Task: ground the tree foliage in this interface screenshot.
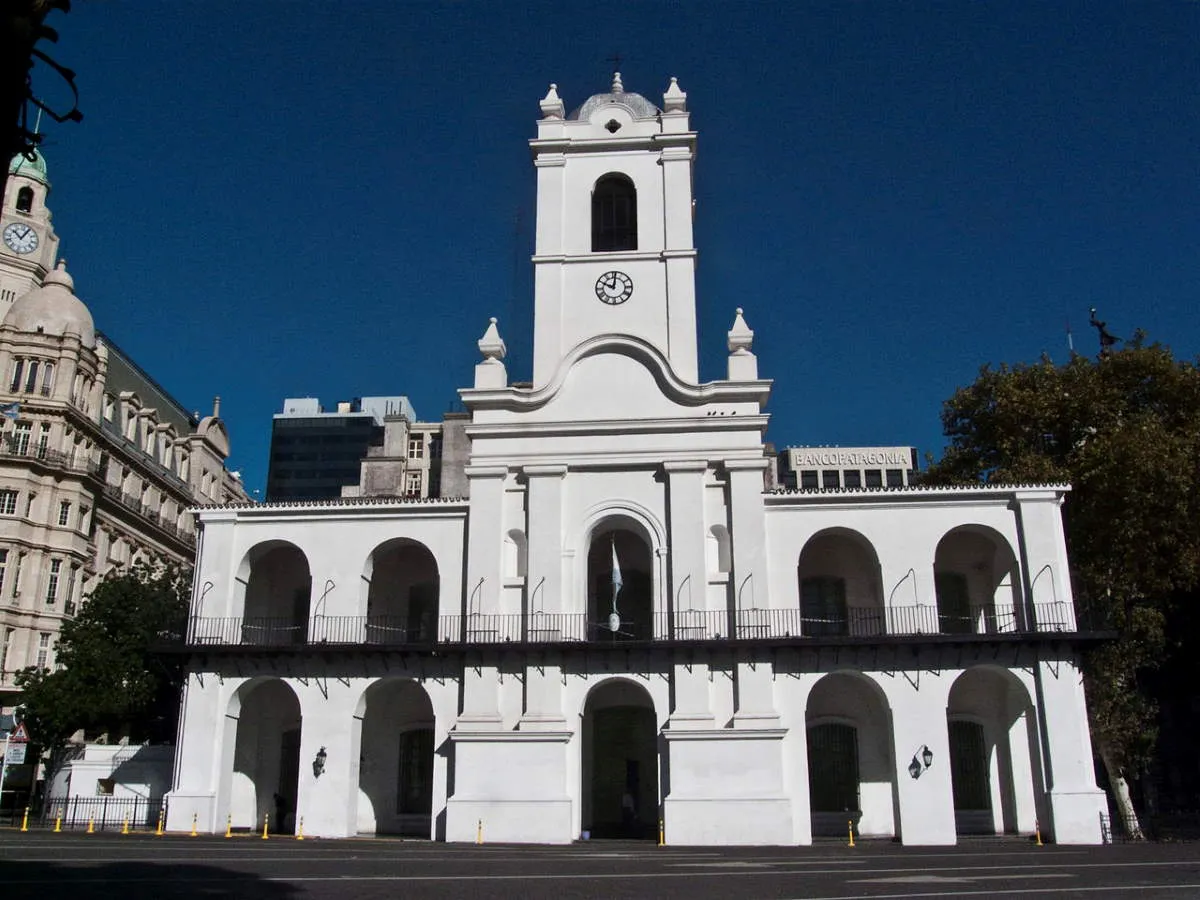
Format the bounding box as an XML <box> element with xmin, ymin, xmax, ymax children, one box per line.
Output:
<box><xmin>15</xmin><ymin>563</ymin><xmax>191</xmax><ymax>770</ymax></box>
<box><xmin>924</xmin><ymin>342</ymin><xmax>1200</xmax><ymax>786</ymax></box>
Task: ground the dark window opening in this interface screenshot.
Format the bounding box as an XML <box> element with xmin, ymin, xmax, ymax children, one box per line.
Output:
<box><xmin>15</xmin><ymin>187</ymin><xmax>33</xmax><ymax>214</ymax></box>
<box><xmin>592</xmin><ymin>174</ymin><xmax>637</xmax><ymax>252</ymax></box>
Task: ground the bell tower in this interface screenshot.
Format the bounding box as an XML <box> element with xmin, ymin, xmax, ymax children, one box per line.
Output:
<box><xmin>1</xmin><ymin>151</ymin><xmax>60</xmax><ymax>308</ymax></box>
<box><xmin>530</xmin><ymin>74</ymin><xmax>697</xmax><ymax>386</ymax></box>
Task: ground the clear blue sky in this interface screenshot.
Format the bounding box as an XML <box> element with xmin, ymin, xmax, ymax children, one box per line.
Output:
<box><xmin>29</xmin><ymin>2</ymin><xmax>1200</xmax><ymax>496</ymax></box>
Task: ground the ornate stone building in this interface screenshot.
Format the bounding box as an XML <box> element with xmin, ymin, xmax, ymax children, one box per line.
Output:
<box><xmin>0</xmin><ymin>151</ymin><xmax>246</xmax><ymax>714</ymax></box>
<box><xmin>166</xmin><ymin>76</ymin><xmax>1108</xmax><ymax>846</ymax></box>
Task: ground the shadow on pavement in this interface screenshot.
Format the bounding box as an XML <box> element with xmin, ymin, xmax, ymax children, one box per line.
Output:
<box><xmin>4</xmin><ymin>860</ymin><xmax>303</xmax><ymax>900</ymax></box>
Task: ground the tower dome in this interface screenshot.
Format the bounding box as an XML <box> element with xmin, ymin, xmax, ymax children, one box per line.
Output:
<box><xmin>3</xmin><ymin>260</ymin><xmax>95</xmax><ymax>347</ymax></box>
<box><xmin>569</xmin><ymin>72</ymin><xmax>660</xmax><ymax>121</ymax></box>
<box><xmin>8</xmin><ymin>150</ymin><xmax>49</xmax><ymax>186</ymax></box>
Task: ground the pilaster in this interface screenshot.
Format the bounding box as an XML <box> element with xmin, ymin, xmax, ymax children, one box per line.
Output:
<box><xmin>525</xmin><ymin>464</ymin><xmax>567</xmax><ymax>617</ymax></box>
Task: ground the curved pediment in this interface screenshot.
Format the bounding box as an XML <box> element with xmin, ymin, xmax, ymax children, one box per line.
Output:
<box><xmin>462</xmin><ymin>334</ymin><xmax>769</xmax><ymax>419</ymax></box>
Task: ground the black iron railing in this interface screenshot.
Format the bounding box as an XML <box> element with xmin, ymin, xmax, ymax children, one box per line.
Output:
<box><xmin>184</xmin><ymin>601</ymin><xmax>1084</xmax><ymax>648</ymax></box>
<box><xmin>38</xmin><ymin>795</ymin><xmax>165</xmax><ymax>832</ymax></box>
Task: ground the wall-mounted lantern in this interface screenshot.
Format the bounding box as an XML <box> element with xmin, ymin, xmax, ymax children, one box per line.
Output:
<box><xmin>908</xmin><ymin>744</ymin><xmax>934</xmax><ymax>779</ymax></box>
<box><xmin>312</xmin><ymin>746</ymin><xmax>327</xmax><ymax>778</ymax></box>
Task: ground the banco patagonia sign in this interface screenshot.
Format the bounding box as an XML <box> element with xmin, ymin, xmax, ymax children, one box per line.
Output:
<box><xmin>788</xmin><ymin>447</ymin><xmax>913</xmax><ymax>470</ymax></box>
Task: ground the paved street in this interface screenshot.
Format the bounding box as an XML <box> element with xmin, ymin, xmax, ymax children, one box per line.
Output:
<box><xmin>2</xmin><ymin>832</ymin><xmax>1200</xmax><ymax>900</ymax></box>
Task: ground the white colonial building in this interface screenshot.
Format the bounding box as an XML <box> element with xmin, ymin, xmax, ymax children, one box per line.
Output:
<box><xmin>166</xmin><ymin>75</ymin><xmax>1108</xmax><ymax>846</ymax></box>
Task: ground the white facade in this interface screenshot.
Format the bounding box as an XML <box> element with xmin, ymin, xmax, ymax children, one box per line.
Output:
<box><xmin>167</xmin><ymin>76</ymin><xmax>1108</xmax><ymax>846</ymax></box>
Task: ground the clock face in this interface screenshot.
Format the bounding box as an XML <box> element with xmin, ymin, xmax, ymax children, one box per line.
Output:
<box><xmin>595</xmin><ymin>270</ymin><xmax>633</xmax><ymax>305</ymax></box>
<box><xmin>2</xmin><ymin>223</ymin><xmax>38</xmax><ymax>255</ymax></box>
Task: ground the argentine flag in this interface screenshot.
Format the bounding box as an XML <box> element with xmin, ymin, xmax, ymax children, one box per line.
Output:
<box><xmin>0</xmin><ymin>402</ymin><xmax>19</xmax><ymax>421</ymax></box>
<box><xmin>611</xmin><ymin>541</ymin><xmax>623</xmax><ymax>597</ymax></box>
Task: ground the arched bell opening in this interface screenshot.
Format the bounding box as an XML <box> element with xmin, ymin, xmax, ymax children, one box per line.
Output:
<box><xmin>581</xmin><ymin>679</ymin><xmax>659</xmax><ymax>840</ymax></box>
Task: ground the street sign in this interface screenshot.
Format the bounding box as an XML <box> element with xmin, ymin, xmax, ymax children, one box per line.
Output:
<box><xmin>4</xmin><ymin>744</ymin><xmax>26</xmax><ymax>765</ymax></box>
<box><xmin>9</xmin><ymin>722</ymin><xmax>28</xmax><ymax>743</ymax></box>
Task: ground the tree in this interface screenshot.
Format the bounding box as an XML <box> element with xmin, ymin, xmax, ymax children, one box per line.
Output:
<box><xmin>923</xmin><ymin>339</ymin><xmax>1200</xmax><ymax>839</ymax></box>
<box><xmin>15</xmin><ymin>563</ymin><xmax>191</xmax><ymax>782</ymax></box>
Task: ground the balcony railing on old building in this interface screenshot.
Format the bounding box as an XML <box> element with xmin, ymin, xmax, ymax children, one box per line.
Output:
<box><xmin>184</xmin><ymin>601</ymin><xmax>1084</xmax><ymax>649</ymax></box>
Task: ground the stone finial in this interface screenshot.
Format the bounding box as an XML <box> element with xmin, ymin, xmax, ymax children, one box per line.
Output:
<box><xmin>475</xmin><ymin>317</ymin><xmax>508</xmax><ymax>390</ymax></box>
<box><xmin>611</xmin><ymin>71</ymin><xmax>624</xmax><ymax>94</ymax></box>
<box><xmin>727</xmin><ymin>308</ymin><xmax>758</xmax><ymax>381</ymax></box>
<box><xmin>539</xmin><ymin>83</ymin><xmax>564</xmax><ymax>120</ymax></box>
<box><xmin>727</xmin><ymin>308</ymin><xmax>753</xmax><ymax>354</ymax></box>
<box><xmin>478</xmin><ymin>317</ymin><xmax>507</xmax><ymax>361</ymax></box>
<box><xmin>212</xmin><ymin>396</ymin><xmax>221</xmax><ymax>418</ymax></box>
<box><xmin>663</xmin><ymin>76</ymin><xmax>687</xmax><ymax>112</ymax></box>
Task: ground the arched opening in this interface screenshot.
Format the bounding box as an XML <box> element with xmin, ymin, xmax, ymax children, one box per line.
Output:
<box><xmin>355</xmin><ymin>679</ymin><xmax>435</xmax><ymax>836</ymax></box>
<box><xmin>591</xmin><ymin>174</ymin><xmax>637</xmax><ymax>251</ymax></box>
<box><xmin>365</xmin><ymin>539</ymin><xmax>439</xmax><ymax>643</ymax></box>
<box><xmin>946</xmin><ymin>667</ymin><xmax>1040</xmax><ymax>835</ymax></box>
<box><xmin>15</xmin><ymin>187</ymin><xmax>33</xmax><ymax>213</ymax></box>
<box><xmin>587</xmin><ymin>522</ymin><xmax>653</xmax><ymax>641</ymax></box>
<box><xmin>797</xmin><ymin>530</ymin><xmax>884</xmax><ymax>636</ymax></box>
<box><xmin>229</xmin><ymin>679</ymin><xmax>301</xmax><ymax>834</ymax></box>
<box><xmin>241</xmin><ymin>542</ymin><xmax>311</xmax><ymax>645</ymax></box>
<box><xmin>934</xmin><ymin>528</ymin><xmax>1021</xmax><ymax>634</ymax></box>
<box><xmin>581</xmin><ymin>679</ymin><xmax>658</xmax><ymax>839</ymax></box>
<box><xmin>806</xmin><ymin>673</ymin><xmax>895</xmax><ymax>837</ymax></box>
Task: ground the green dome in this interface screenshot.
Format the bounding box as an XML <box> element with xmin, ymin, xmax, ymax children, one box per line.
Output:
<box><xmin>8</xmin><ymin>150</ymin><xmax>48</xmax><ymax>185</ymax></box>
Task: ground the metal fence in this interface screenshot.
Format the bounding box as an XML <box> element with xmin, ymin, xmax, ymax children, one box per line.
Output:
<box><xmin>37</xmin><ymin>795</ymin><xmax>165</xmax><ymax>831</ymax></box>
<box><xmin>184</xmin><ymin>601</ymin><xmax>1083</xmax><ymax>648</ymax></box>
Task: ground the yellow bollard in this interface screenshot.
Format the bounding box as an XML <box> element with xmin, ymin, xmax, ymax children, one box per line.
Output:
<box><xmin>296</xmin><ymin>817</ymin><xmax>304</xmax><ymax>841</ymax></box>
<box><xmin>848</xmin><ymin>819</ymin><xmax>855</xmax><ymax>847</ymax></box>
<box><xmin>190</xmin><ymin>812</ymin><xmax>198</xmax><ymax>837</ymax></box>
<box><xmin>1036</xmin><ymin>820</ymin><xmax>1043</xmax><ymax>846</ymax></box>
<box><xmin>225</xmin><ymin>814</ymin><xmax>232</xmax><ymax>838</ymax></box>
<box><xmin>476</xmin><ymin>818</ymin><xmax>483</xmax><ymax>845</ymax></box>
<box><xmin>20</xmin><ymin>807</ymin><xmax>29</xmax><ymax>832</ymax></box>
<box><xmin>658</xmin><ymin>818</ymin><xmax>665</xmax><ymax>847</ymax></box>
<box><xmin>155</xmin><ymin>810</ymin><xmax>164</xmax><ymax>836</ymax></box>
<box><xmin>86</xmin><ymin>815</ymin><xmax>94</xmax><ymax>835</ymax></box>
<box><xmin>262</xmin><ymin>813</ymin><xmax>269</xmax><ymax>840</ymax></box>
<box><xmin>121</xmin><ymin>813</ymin><xmax>130</xmax><ymax>835</ymax></box>
<box><xmin>53</xmin><ymin>812</ymin><xmax>62</xmax><ymax>833</ymax></box>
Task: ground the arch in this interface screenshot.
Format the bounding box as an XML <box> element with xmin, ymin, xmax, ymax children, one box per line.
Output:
<box><xmin>503</xmin><ymin>528</ymin><xmax>527</xmax><ymax>579</ymax></box>
<box><xmin>586</xmin><ymin>515</ymin><xmax>656</xmax><ymax>641</ymax></box>
<box><xmin>946</xmin><ymin>666</ymin><xmax>1041</xmax><ymax>835</ymax></box>
<box><xmin>591</xmin><ymin>173</ymin><xmax>637</xmax><ymax>251</ymax></box>
<box><xmin>708</xmin><ymin>524</ymin><xmax>731</xmax><ymax>575</ymax></box>
<box><xmin>226</xmin><ymin>678</ymin><xmax>302</xmax><ymax>834</ymax></box>
<box><xmin>361</xmin><ymin>538</ymin><xmax>439</xmax><ymax>644</ymax></box>
<box><xmin>805</xmin><ymin>671</ymin><xmax>896</xmax><ymax>838</ymax></box>
<box><xmin>15</xmin><ymin>187</ymin><xmax>33</xmax><ymax>213</ymax></box>
<box><xmin>934</xmin><ymin>525</ymin><xmax>1022</xmax><ymax>634</ymax></box>
<box><xmin>797</xmin><ymin>528</ymin><xmax>884</xmax><ymax>636</ymax></box>
<box><xmin>236</xmin><ymin>540</ymin><xmax>311</xmax><ymax>645</ymax></box>
<box><xmin>581</xmin><ymin>678</ymin><xmax>659</xmax><ymax>839</ymax></box>
<box><xmin>352</xmin><ymin>678</ymin><xmax>435</xmax><ymax>836</ymax></box>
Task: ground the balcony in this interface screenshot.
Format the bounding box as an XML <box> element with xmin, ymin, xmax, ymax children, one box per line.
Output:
<box><xmin>182</xmin><ymin>602</ymin><xmax>1092</xmax><ymax>651</ymax></box>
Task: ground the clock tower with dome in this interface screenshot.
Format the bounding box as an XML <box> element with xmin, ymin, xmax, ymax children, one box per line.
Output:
<box><xmin>531</xmin><ymin>73</ymin><xmax>698</xmax><ymax>385</ymax></box>
<box><xmin>0</xmin><ymin>151</ymin><xmax>61</xmax><ymax>309</ymax></box>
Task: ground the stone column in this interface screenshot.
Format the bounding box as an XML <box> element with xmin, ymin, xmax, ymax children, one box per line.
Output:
<box><xmin>1035</xmin><ymin>656</ymin><xmax>1106</xmax><ymax>843</ymax></box>
<box><xmin>525</xmin><ymin>465</ymin><xmax>567</xmax><ymax>617</ymax></box>
<box><xmin>886</xmin><ymin>676</ymin><xmax>956</xmax><ymax>846</ymax></box>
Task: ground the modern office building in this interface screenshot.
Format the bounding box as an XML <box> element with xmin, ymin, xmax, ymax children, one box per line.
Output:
<box><xmin>167</xmin><ymin>76</ymin><xmax>1108</xmax><ymax>847</ymax></box>
<box><xmin>778</xmin><ymin>445</ymin><xmax>919</xmax><ymax>491</ymax></box>
<box><xmin>0</xmin><ymin>150</ymin><xmax>247</xmax><ymax>716</ymax></box>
